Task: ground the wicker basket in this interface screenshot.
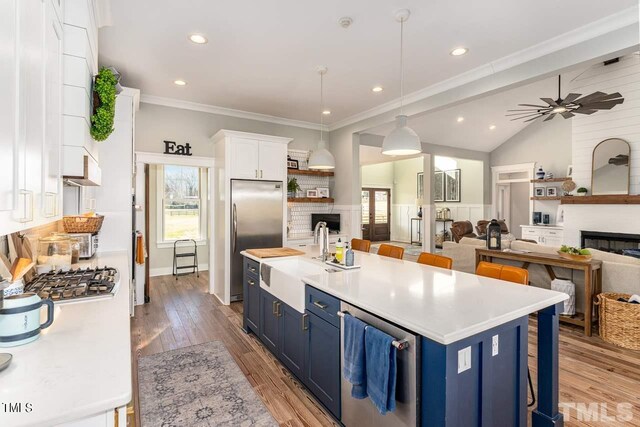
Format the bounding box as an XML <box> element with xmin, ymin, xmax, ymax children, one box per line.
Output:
<box><xmin>62</xmin><ymin>215</ymin><xmax>104</xmax><ymax>234</ymax></box>
<box><xmin>596</xmin><ymin>293</ymin><xmax>640</xmax><ymax>350</ymax></box>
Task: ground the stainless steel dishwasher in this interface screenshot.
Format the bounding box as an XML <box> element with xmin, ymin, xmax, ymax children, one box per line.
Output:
<box><xmin>339</xmin><ymin>301</ymin><xmax>420</xmax><ymax>427</ymax></box>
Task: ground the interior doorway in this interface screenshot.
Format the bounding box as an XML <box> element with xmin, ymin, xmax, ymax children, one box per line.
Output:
<box><xmin>361</xmin><ymin>188</ymin><xmax>391</xmax><ymax>241</ymax></box>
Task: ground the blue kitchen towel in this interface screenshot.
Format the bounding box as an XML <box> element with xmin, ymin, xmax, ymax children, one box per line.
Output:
<box><xmin>342</xmin><ymin>313</ymin><xmax>368</xmax><ymax>399</ymax></box>
<box><xmin>365</xmin><ymin>326</ymin><xmax>397</xmax><ymax>414</ymax></box>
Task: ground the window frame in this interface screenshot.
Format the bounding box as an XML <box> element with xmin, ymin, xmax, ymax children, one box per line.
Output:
<box><xmin>156</xmin><ymin>165</ymin><xmax>208</xmax><ymax>248</ymax></box>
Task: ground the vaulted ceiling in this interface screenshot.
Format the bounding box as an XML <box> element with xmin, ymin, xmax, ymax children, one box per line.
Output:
<box><xmin>99</xmin><ymin>0</ymin><xmax>636</xmax><ymax>126</ymax></box>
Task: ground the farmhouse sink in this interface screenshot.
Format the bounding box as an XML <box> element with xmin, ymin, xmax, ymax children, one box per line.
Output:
<box><xmin>261</xmin><ymin>257</ymin><xmax>335</xmax><ymax>312</ymax></box>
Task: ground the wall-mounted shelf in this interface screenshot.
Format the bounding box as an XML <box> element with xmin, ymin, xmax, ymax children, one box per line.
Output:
<box><xmin>530</xmin><ymin>196</ymin><xmax>562</xmax><ymax>201</ymax></box>
<box><xmin>561</xmin><ymin>195</ymin><xmax>640</xmax><ymax>205</ymax></box>
<box><xmin>288</xmin><ymin>197</ymin><xmax>334</xmax><ymax>204</ymax></box>
<box><xmin>530</xmin><ymin>178</ymin><xmax>569</xmax><ymax>183</ymax></box>
<box><xmin>287</xmin><ymin>169</ymin><xmax>334</xmax><ymax>177</ymax></box>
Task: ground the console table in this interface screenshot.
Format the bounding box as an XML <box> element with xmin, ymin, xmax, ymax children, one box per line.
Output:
<box><xmin>475</xmin><ymin>248</ymin><xmax>603</xmax><ymax>336</ymax></box>
<box><xmin>435</xmin><ymin>218</ymin><xmax>454</xmax><ymax>249</ymax></box>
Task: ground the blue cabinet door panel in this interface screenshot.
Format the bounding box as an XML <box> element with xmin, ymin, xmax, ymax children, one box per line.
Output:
<box><xmin>280</xmin><ymin>304</ymin><xmax>305</xmax><ymax>380</ymax></box>
<box><xmin>259</xmin><ymin>290</ymin><xmax>280</xmax><ymax>355</ymax></box>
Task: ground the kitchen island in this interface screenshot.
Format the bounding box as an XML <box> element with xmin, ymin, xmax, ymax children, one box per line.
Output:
<box><xmin>0</xmin><ymin>252</ymin><xmax>132</xmax><ymax>427</ymax></box>
<box><xmin>242</xmin><ymin>246</ymin><xmax>568</xmax><ymax>427</ymax></box>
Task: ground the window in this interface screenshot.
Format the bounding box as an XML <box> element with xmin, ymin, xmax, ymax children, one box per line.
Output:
<box><xmin>157</xmin><ymin>165</ymin><xmax>207</xmax><ymax>243</ymax></box>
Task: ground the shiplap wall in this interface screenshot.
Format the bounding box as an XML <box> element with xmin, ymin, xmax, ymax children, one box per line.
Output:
<box><xmin>571</xmin><ymin>53</ymin><xmax>640</xmax><ymax>194</ymax></box>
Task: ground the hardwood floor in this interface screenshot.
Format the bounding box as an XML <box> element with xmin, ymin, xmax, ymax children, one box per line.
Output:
<box><xmin>131</xmin><ymin>273</ymin><xmax>640</xmax><ymax>427</ymax></box>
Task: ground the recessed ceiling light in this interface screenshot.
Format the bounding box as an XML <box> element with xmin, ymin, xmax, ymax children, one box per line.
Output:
<box><xmin>489</xmin><ymin>125</ymin><xmax>496</xmax><ymax>130</ymax></box>
<box><xmin>372</xmin><ymin>86</ymin><xmax>383</xmax><ymax>93</ymax></box>
<box><xmin>189</xmin><ymin>34</ymin><xmax>208</xmax><ymax>44</ymax></box>
<box><xmin>457</xmin><ymin>116</ymin><xmax>464</xmax><ymax>123</ymax></box>
<box><xmin>322</xmin><ymin>110</ymin><xmax>331</xmax><ymax>115</ymax></box>
<box><xmin>450</xmin><ymin>47</ymin><xmax>468</xmax><ymax>56</ymax></box>
<box><xmin>174</xmin><ymin>80</ymin><xmax>187</xmax><ymax>86</ymax></box>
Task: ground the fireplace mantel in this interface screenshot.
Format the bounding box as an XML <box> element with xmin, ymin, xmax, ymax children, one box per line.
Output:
<box><xmin>561</xmin><ymin>195</ymin><xmax>640</xmax><ymax>205</ymax></box>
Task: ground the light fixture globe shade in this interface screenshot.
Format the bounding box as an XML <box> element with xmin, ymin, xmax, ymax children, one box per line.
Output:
<box><xmin>308</xmin><ymin>140</ymin><xmax>335</xmax><ymax>170</ymax></box>
<box><xmin>382</xmin><ymin>115</ymin><xmax>422</xmax><ymax>155</ymax></box>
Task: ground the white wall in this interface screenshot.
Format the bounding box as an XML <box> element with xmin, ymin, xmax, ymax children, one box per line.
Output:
<box><xmin>570</xmin><ymin>54</ymin><xmax>640</xmax><ymax>194</ymax></box>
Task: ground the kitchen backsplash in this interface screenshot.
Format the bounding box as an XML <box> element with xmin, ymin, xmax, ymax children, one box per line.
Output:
<box><xmin>287</xmin><ymin>150</ymin><xmax>334</xmax><ymax>237</ymax></box>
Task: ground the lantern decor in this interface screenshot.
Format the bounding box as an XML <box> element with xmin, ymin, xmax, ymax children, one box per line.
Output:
<box><xmin>487</xmin><ymin>219</ymin><xmax>502</xmax><ymax>250</ymax></box>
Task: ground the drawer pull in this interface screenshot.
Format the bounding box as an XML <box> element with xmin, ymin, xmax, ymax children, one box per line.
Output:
<box><xmin>302</xmin><ymin>313</ymin><xmax>308</xmax><ymax>331</ymax></box>
<box><xmin>249</xmin><ymin>266</ymin><xmax>257</xmax><ymax>273</ymax></box>
<box><xmin>276</xmin><ymin>302</ymin><xmax>282</xmax><ymax>317</ymax></box>
<box><xmin>247</xmin><ymin>279</ymin><xmax>255</xmax><ymax>286</ymax></box>
<box><xmin>313</xmin><ymin>301</ymin><xmax>328</xmax><ymax>310</ymax></box>
<box><xmin>272</xmin><ymin>300</ymin><xmax>277</xmax><ymax>315</ymax></box>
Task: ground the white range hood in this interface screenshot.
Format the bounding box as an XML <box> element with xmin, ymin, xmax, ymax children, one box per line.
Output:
<box><xmin>63</xmin><ymin>146</ymin><xmax>102</xmax><ymax>186</ymax></box>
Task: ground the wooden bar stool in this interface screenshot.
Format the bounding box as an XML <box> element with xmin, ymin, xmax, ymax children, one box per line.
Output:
<box><xmin>417</xmin><ymin>252</ymin><xmax>453</xmax><ymax>270</ymax></box>
<box><xmin>351</xmin><ymin>238</ymin><xmax>371</xmax><ymax>253</ymax></box>
<box><xmin>475</xmin><ymin>261</ymin><xmax>534</xmax><ymax>407</ymax></box>
<box><xmin>377</xmin><ymin>244</ymin><xmax>404</xmax><ymax>260</ymax></box>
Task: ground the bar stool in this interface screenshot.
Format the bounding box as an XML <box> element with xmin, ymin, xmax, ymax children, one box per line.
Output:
<box><xmin>351</xmin><ymin>238</ymin><xmax>371</xmax><ymax>253</ymax></box>
<box><xmin>417</xmin><ymin>252</ymin><xmax>453</xmax><ymax>269</ymax></box>
<box><xmin>377</xmin><ymin>244</ymin><xmax>404</xmax><ymax>260</ymax></box>
<box><xmin>475</xmin><ymin>261</ymin><xmax>535</xmax><ymax>407</ymax></box>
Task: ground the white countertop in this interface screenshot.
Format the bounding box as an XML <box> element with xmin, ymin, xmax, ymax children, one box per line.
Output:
<box><xmin>244</xmin><ymin>247</ymin><xmax>567</xmax><ymax>345</ymax></box>
<box><xmin>0</xmin><ymin>251</ymin><xmax>132</xmax><ymax>427</ymax></box>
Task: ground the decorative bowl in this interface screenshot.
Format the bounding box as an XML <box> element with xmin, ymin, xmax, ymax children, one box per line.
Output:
<box><xmin>557</xmin><ymin>251</ymin><xmax>592</xmax><ymax>261</ymax></box>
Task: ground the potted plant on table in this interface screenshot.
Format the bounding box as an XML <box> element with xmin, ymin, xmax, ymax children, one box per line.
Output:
<box><xmin>287</xmin><ymin>177</ymin><xmax>301</xmax><ymax>198</ymax></box>
<box><xmin>576</xmin><ymin>187</ymin><xmax>588</xmax><ymax>197</ymax></box>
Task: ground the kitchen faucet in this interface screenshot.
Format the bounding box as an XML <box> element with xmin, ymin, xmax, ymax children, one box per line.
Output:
<box><xmin>313</xmin><ymin>221</ymin><xmax>330</xmax><ymax>262</ymax></box>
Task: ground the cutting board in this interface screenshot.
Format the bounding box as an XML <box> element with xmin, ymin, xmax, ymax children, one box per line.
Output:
<box><xmin>245</xmin><ymin>247</ymin><xmax>305</xmax><ymax>258</ymax></box>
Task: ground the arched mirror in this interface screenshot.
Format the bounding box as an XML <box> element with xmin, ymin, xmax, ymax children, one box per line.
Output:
<box><xmin>591</xmin><ymin>138</ymin><xmax>630</xmax><ymax>195</ymax></box>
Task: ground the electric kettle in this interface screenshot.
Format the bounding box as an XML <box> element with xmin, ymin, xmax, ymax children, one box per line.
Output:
<box><xmin>0</xmin><ymin>292</ymin><xmax>54</xmax><ymax>347</ymax></box>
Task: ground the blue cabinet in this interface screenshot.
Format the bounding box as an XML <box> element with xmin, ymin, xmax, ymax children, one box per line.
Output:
<box><xmin>259</xmin><ymin>290</ymin><xmax>280</xmax><ymax>354</ymax></box>
<box><xmin>243</xmin><ymin>258</ymin><xmax>260</xmax><ymax>334</ymax></box>
<box><xmin>280</xmin><ymin>303</ymin><xmax>306</xmax><ymax>380</ymax></box>
<box><xmin>304</xmin><ymin>310</ymin><xmax>341</xmax><ymax>419</ymax></box>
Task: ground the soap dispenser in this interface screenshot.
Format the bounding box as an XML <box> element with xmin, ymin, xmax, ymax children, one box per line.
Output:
<box><xmin>335</xmin><ymin>238</ymin><xmax>344</xmax><ymax>263</ymax></box>
<box><xmin>345</xmin><ymin>243</ymin><xmax>354</xmax><ymax>267</ymax></box>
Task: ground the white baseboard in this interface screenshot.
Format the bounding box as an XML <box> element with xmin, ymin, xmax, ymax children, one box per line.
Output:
<box><xmin>150</xmin><ymin>263</ymin><xmax>209</xmax><ymax>277</ymax></box>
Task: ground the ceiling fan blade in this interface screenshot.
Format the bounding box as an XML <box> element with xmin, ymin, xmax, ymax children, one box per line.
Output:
<box><xmin>518</xmin><ymin>103</ymin><xmax>550</xmax><ymax>108</ymax></box>
<box><xmin>523</xmin><ymin>115</ymin><xmax>543</xmax><ymax>123</ymax></box>
<box><xmin>561</xmin><ymin>93</ymin><xmax>581</xmax><ymax>105</ymax></box>
<box><xmin>572</xmin><ymin>108</ymin><xmax>597</xmax><ymax>115</ymax></box>
<box><xmin>506</xmin><ymin>112</ymin><xmax>544</xmax><ymax>119</ymax></box>
<box><xmin>560</xmin><ymin>111</ymin><xmax>575</xmax><ymax>119</ymax></box>
<box><xmin>540</xmin><ymin>97</ymin><xmax>558</xmax><ymax>107</ymax></box>
<box><xmin>581</xmin><ymin>100</ymin><xmax>624</xmax><ymax>110</ymax></box>
<box><xmin>543</xmin><ymin>113</ymin><xmax>557</xmax><ymax>122</ymax></box>
<box><xmin>590</xmin><ymin>92</ymin><xmax>623</xmax><ymax>102</ymax></box>
<box><xmin>574</xmin><ymin>91</ymin><xmax>606</xmax><ymax>104</ymax></box>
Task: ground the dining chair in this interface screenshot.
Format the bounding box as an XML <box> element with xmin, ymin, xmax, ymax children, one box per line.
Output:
<box><xmin>475</xmin><ymin>261</ymin><xmax>534</xmax><ymax>406</ymax></box>
<box><xmin>416</xmin><ymin>252</ymin><xmax>453</xmax><ymax>270</ymax></box>
<box><xmin>351</xmin><ymin>238</ymin><xmax>371</xmax><ymax>253</ymax></box>
<box><xmin>377</xmin><ymin>244</ymin><xmax>404</xmax><ymax>260</ymax></box>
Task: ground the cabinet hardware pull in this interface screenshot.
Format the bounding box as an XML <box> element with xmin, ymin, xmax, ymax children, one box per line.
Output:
<box><xmin>302</xmin><ymin>314</ymin><xmax>308</xmax><ymax>331</ymax></box>
<box><xmin>313</xmin><ymin>301</ymin><xmax>328</xmax><ymax>310</ymax></box>
<box><xmin>17</xmin><ymin>190</ymin><xmax>34</xmax><ymax>223</ymax></box>
<box><xmin>276</xmin><ymin>302</ymin><xmax>282</xmax><ymax>317</ymax></box>
<box><xmin>248</xmin><ymin>279</ymin><xmax>255</xmax><ymax>286</ymax></box>
<box><xmin>272</xmin><ymin>300</ymin><xmax>277</xmax><ymax>316</ymax></box>
<box><xmin>255</xmin><ymin>170</ymin><xmax>258</xmax><ymax>178</ymax></box>
<box><xmin>249</xmin><ymin>266</ymin><xmax>256</xmax><ymax>272</ymax></box>
<box><xmin>260</xmin><ymin>170</ymin><xmax>263</xmax><ymax>178</ymax></box>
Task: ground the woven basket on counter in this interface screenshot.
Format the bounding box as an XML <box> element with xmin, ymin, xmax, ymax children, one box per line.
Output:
<box><xmin>62</xmin><ymin>215</ymin><xmax>104</xmax><ymax>234</ymax></box>
<box><xmin>595</xmin><ymin>293</ymin><xmax>640</xmax><ymax>350</ymax></box>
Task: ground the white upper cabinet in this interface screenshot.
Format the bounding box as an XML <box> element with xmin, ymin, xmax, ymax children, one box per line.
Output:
<box><xmin>259</xmin><ymin>141</ymin><xmax>287</xmax><ymax>181</ymax></box>
<box><xmin>0</xmin><ymin>0</ymin><xmax>64</xmax><ymax>236</ymax></box>
<box><xmin>229</xmin><ymin>137</ymin><xmax>261</xmax><ymax>179</ymax></box>
<box><xmin>226</xmin><ymin>134</ymin><xmax>289</xmax><ymax>181</ymax></box>
<box><xmin>0</xmin><ymin>0</ymin><xmax>18</xmax><ymax>213</ymax></box>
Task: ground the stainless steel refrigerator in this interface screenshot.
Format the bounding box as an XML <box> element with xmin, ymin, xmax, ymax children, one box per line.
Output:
<box><xmin>230</xmin><ymin>180</ymin><xmax>284</xmax><ymax>301</ymax></box>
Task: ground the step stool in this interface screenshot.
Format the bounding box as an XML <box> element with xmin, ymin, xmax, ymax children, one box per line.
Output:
<box><xmin>173</xmin><ymin>239</ymin><xmax>199</xmax><ymax>280</ymax></box>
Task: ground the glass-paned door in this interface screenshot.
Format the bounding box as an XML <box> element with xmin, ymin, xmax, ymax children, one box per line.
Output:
<box><xmin>361</xmin><ymin>188</ymin><xmax>390</xmax><ymax>241</ymax></box>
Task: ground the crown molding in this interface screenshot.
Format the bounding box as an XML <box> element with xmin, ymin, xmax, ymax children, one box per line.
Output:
<box><xmin>140</xmin><ymin>94</ymin><xmax>328</xmax><ymax>131</ymax></box>
<box><xmin>328</xmin><ymin>6</ymin><xmax>639</xmax><ymax>132</ymax></box>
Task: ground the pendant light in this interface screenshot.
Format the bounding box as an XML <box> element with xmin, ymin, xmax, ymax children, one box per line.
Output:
<box><xmin>382</xmin><ymin>9</ymin><xmax>421</xmax><ymax>156</ymax></box>
<box><xmin>308</xmin><ymin>67</ymin><xmax>335</xmax><ymax>170</ymax></box>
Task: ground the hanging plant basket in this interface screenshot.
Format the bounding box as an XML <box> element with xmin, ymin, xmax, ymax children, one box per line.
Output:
<box><xmin>90</xmin><ymin>67</ymin><xmax>120</xmax><ymax>142</ymax></box>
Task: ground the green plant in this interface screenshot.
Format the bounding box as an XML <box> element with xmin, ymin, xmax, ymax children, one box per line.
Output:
<box><xmin>560</xmin><ymin>245</ymin><xmax>591</xmax><ymax>256</ymax></box>
<box><xmin>90</xmin><ymin>67</ymin><xmax>118</xmax><ymax>141</ymax></box>
<box><xmin>287</xmin><ymin>177</ymin><xmax>301</xmax><ymax>194</ymax></box>
<box><xmin>577</xmin><ymin>187</ymin><xmax>588</xmax><ymax>193</ymax></box>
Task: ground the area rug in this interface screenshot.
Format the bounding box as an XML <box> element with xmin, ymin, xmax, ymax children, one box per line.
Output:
<box><xmin>138</xmin><ymin>341</ymin><xmax>277</xmax><ymax>427</ymax></box>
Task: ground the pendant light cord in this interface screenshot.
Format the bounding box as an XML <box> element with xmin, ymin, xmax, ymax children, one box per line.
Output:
<box><xmin>320</xmin><ymin>72</ymin><xmax>324</xmax><ymax>142</ymax></box>
<box><xmin>400</xmin><ymin>18</ymin><xmax>404</xmax><ymax>115</ymax></box>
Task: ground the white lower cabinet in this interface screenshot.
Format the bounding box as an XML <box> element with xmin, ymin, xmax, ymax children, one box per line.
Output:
<box><xmin>520</xmin><ymin>226</ymin><xmax>564</xmax><ymax>247</ymax></box>
<box><xmin>56</xmin><ymin>406</ymin><xmax>127</xmax><ymax>427</ymax></box>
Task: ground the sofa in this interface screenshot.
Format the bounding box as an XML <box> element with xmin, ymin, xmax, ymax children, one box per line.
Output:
<box><xmin>442</xmin><ymin>238</ymin><xmax>640</xmax><ymax>310</ymax></box>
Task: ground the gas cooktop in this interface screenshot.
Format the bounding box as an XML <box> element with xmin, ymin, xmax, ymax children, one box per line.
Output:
<box><xmin>24</xmin><ymin>267</ymin><xmax>119</xmax><ymax>303</ymax></box>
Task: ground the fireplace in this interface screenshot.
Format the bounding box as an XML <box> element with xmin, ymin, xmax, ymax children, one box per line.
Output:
<box><xmin>581</xmin><ymin>230</ymin><xmax>640</xmax><ymax>257</ymax></box>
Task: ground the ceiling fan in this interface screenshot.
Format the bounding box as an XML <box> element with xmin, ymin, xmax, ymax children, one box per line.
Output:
<box><xmin>507</xmin><ymin>75</ymin><xmax>624</xmax><ymax>123</ymax></box>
